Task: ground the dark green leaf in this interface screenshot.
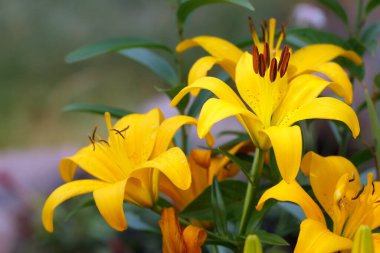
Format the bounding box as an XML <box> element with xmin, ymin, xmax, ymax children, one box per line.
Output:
<box><xmin>181</xmin><ymin>180</ymin><xmax>247</xmax><ymax>220</ymax></box>
<box><xmin>253</xmin><ymin>230</ymin><xmax>289</xmax><ymax>246</ymax></box>
<box><xmin>63</xmin><ymin>103</ymin><xmax>132</xmax><ymax>118</ymax></box>
<box><xmin>351</xmin><ymin>148</ymin><xmax>373</xmax><ymax>166</ymax></box>
<box><xmin>119</xmin><ymin>48</ymin><xmax>179</xmax><ymax>87</ymax></box>
<box><xmin>317</xmin><ymin>0</ymin><xmax>348</xmax><ymax>25</ymax></box>
<box><xmin>65</xmin><ymin>37</ymin><xmax>172</xmax><ymax>63</ymax></box>
<box><xmin>187</xmin><ymin>90</ymin><xmax>212</xmax><ymax>117</ymax></box>
<box><xmin>335</xmin><ymin>57</ymin><xmax>365</xmax><ymax>81</ymax></box>
<box><xmin>156</xmin><ymin>85</ymin><xmax>189</xmax><ymax>112</ymax></box>
<box><xmin>215</xmin><ymin>148</ymin><xmax>254</xmax><ymax>185</ymax></box>
<box><xmin>286</xmin><ymin>28</ymin><xmax>348</xmax><ymax>49</ymax></box>
<box><xmin>177</xmin><ymin>0</ymin><xmax>254</xmax><ymax>25</ymax></box>
<box><xmin>64</xmin><ymin>197</ymin><xmax>95</xmax><ymax>222</ymax></box>
<box><xmin>375</xmin><ymin>73</ymin><xmax>380</xmax><ymax>89</ymax></box>
<box><xmin>362</xmin><ymin>22</ymin><xmax>380</xmax><ymax>53</ymax></box>
<box><xmin>366</xmin><ymin>0</ymin><xmax>380</xmax><ymax>14</ymax></box>
<box><xmin>246</xmin><ymin>200</ymin><xmax>276</xmax><ymax>233</ymax></box>
<box><xmin>211</xmin><ymin>177</ymin><xmax>227</xmax><ymax>235</ymax></box>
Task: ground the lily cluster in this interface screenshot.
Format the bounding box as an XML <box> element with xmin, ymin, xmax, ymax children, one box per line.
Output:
<box><xmin>42</xmin><ymin>18</ymin><xmax>379</xmax><ymax>253</ymax></box>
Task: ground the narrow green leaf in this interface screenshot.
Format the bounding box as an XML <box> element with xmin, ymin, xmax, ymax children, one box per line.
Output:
<box><xmin>215</xmin><ymin>148</ymin><xmax>254</xmax><ymax>185</ymax></box>
<box><xmin>253</xmin><ymin>230</ymin><xmax>289</xmax><ymax>246</ymax></box>
<box><xmin>357</xmin><ymin>73</ymin><xmax>380</xmax><ymax>112</ymax></box>
<box><xmin>63</xmin><ymin>103</ymin><xmax>132</xmax><ymax>118</ymax></box>
<box><xmin>177</xmin><ymin>0</ymin><xmax>254</xmax><ymax>25</ymax></box>
<box><xmin>366</xmin><ymin>0</ymin><xmax>380</xmax><ymax>14</ymax></box>
<box><xmin>155</xmin><ymin>85</ymin><xmax>189</xmax><ymax>112</ymax></box>
<box><xmin>64</xmin><ymin>197</ymin><xmax>95</xmax><ymax>223</ymax></box>
<box><xmin>286</xmin><ymin>28</ymin><xmax>348</xmax><ymax>49</ymax></box>
<box><xmin>374</xmin><ymin>73</ymin><xmax>380</xmax><ymax>89</ymax></box>
<box><xmin>351</xmin><ymin>148</ymin><xmax>373</xmax><ymax>166</ymax></box>
<box><xmin>119</xmin><ymin>48</ymin><xmax>179</xmax><ymax>87</ymax></box>
<box><xmin>211</xmin><ymin>177</ymin><xmax>227</xmax><ymax>235</ymax></box>
<box><xmin>361</xmin><ymin>22</ymin><xmax>380</xmax><ymax>53</ymax></box>
<box><xmin>181</xmin><ymin>180</ymin><xmax>247</xmax><ymax>220</ymax></box>
<box><xmin>335</xmin><ymin>57</ymin><xmax>365</xmax><ymax>81</ymax></box>
<box><xmin>364</xmin><ymin>86</ymin><xmax>380</xmax><ymax>174</ymax></box>
<box><xmin>65</xmin><ymin>37</ymin><xmax>172</xmax><ymax>63</ymax></box>
<box><xmin>317</xmin><ymin>0</ymin><xmax>348</xmax><ymax>25</ymax></box>
<box><xmin>187</xmin><ymin>90</ymin><xmax>212</xmax><ymax>117</ymax></box>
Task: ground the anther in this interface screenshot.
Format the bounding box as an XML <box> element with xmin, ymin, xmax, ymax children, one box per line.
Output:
<box><xmin>263</xmin><ymin>42</ymin><xmax>270</xmax><ymax>68</ymax></box>
<box><xmin>279</xmin><ymin>50</ymin><xmax>290</xmax><ymax>78</ymax></box>
<box><xmin>88</xmin><ymin>135</ymin><xmax>96</xmax><ymax>151</ymax></box>
<box><xmin>349</xmin><ymin>175</ymin><xmax>355</xmax><ymax>182</ymax></box>
<box><xmin>278</xmin><ymin>45</ymin><xmax>288</xmax><ymax>72</ymax></box>
<box><xmin>99</xmin><ymin>139</ymin><xmax>110</xmax><ymax>146</ymax></box>
<box><xmin>352</xmin><ymin>185</ymin><xmax>365</xmax><ymax>200</ymax></box>
<box><xmin>252</xmin><ymin>45</ymin><xmax>259</xmax><ymax>74</ymax></box>
<box><xmin>248</xmin><ymin>17</ymin><xmax>255</xmax><ymax>35</ymax></box>
<box><xmin>111</xmin><ymin>126</ymin><xmax>130</xmax><ymax>139</ymax></box>
<box><xmin>258</xmin><ymin>54</ymin><xmax>266</xmax><ymax>77</ymax></box>
<box><xmin>269</xmin><ymin>58</ymin><xmax>277</xmax><ymax>82</ymax></box>
<box><xmin>372</xmin><ymin>181</ymin><xmax>375</xmax><ymax>195</ymax></box>
<box><xmin>261</xmin><ymin>23</ymin><xmax>267</xmax><ymax>42</ymax></box>
<box><xmin>281</xmin><ymin>24</ymin><xmax>286</xmax><ymax>40</ymax></box>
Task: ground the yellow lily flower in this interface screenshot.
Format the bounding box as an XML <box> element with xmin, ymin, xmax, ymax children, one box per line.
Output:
<box><xmin>172</xmin><ymin>19</ymin><xmax>360</xmax><ymax>183</ymax></box>
<box><xmin>159</xmin><ymin>207</ymin><xmax>206</xmax><ymax>253</ymax></box>
<box><xmin>256</xmin><ymin>152</ymin><xmax>380</xmax><ymax>252</ymax></box>
<box><xmin>160</xmin><ymin>141</ymin><xmax>252</xmax><ymax>210</ymax></box>
<box><xmin>177</xmin><ymin>18</ymin><xmax>362</xmax><ymax>104</ymax></box>
<box><xmin>42</xmin><ymin>109</ymin><xmax>211</xmax><ymax>232</ymax></box>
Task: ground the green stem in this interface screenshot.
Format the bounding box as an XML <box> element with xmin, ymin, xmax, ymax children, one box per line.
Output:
<box><xmin>239</xmin><ymin>149</ymin><xmax>265</xmax><ymax>235</ymax></box>
<box><xmin>355</xmin><ymin>0</ymin><xmax>365</xmax><ymax>37</ymax></box>
<box><xmin>151</xmin><ymin>205</ymin><xmax>238</xmax><ymax>249</ymax></box>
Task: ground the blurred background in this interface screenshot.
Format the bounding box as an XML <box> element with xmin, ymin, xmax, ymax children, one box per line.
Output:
<box><xmin>0</xmin><ymin>0</ymin><xmax>379</xmax><ymax>252</ymax></box>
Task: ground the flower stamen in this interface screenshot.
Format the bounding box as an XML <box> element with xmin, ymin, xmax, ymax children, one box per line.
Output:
<box><xmin>111</xmin><ymin>126</ymin><xmax>130</xmax><ymax>139</ymax></box>
<box><xmin>352</xmin><ymin>185</ymin><xmax>365</xmax><ymax>200</ymax></box>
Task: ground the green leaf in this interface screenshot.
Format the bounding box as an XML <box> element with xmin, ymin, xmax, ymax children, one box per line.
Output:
<box><xmin>361</xmin><ymin>22</ymin><xmax>380</xmax><ymax>53</ymax></box>
<box><xmin>253</xmin><ymin>230</ymin><xmax>289</xmax><ymax>246</ymax></box>
<box><xmin>181</xmin><ymin>180</ymin><xmax>247</xmax><ymax>220</ymax></box>
<box><xmin>119</xmin><ymin>48</ymin><xmax>179</xmax><ymax>87</ymax></box>
<box><xmin>286</xmin><ymin>28</ymin><xmax>348</xmax><ymax>49</ymax></box>
<box><xmin>335</xmin><ymin>57</ymin><xmax>365</xmax><ymax>81</ymax></box>
<box><xmin>366</xmin><ymin>0</ymin><xmax>380</xmax><ymax>14</ymax></box>
<box><xmin>156</xmin><ymin>85</ymin><xmax>189</xmax><ymax>112</ymax></box>
<box><xmin>317</xmin><ymin>0</ymin><xmax>348</xmax><ymax>25</ymax></box>
<box><xmin>211</xmin><ymin>177</ymin><xmax>227</xmax><ymax>235</ymax></box>
<box><xmin>375</xmin><ymin>73</ymin><xmax>380</xmax><ymax>89</ymax></box>
<box><xmin>63</xmin><ymin>103</ymin><xmax>132</xmax><ymax>118</ymax></box>
<box><xmin>357</xmin><ymin>73</ymin><xmax>380</xmax><ymax>112</ymax></box>
<box><xmin>65</xmin><ymin>37</ymin><xmax>172</xmax><ymax>63</ymax></box>
<box><xmin>64</xmin><ymin>197</ymin><xmax>95</xmax><ymax>223</ymax></box>
<box><xmin>215</xmin><ymin>148</ymin><xmax>254</xmax><ymax>185</ymax></box>
<box><xmin>187</xmin><ymin>90</ymin><xmax>212</xmax><ymax>117</ymax></box>
<box><xmin>177</xmin><ymin>0</ymin><xmax>254</xmax><ymax>25</ymax></box>
<box><xmin>351</xmin><ymin>148</ymin><xmax>373</xmax><ymax>166</ymax></box>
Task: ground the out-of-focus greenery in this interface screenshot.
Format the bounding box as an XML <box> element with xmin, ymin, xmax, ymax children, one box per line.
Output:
<box><xmin>0</xmin><ymin>0</ymin><xmax>295</xmax><ymax>149</ymax></box>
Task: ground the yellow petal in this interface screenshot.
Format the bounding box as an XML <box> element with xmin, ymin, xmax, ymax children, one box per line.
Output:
<box><xmin>280</xmin><ymin>97</ymin><xmax>360</xmax><ymax>138</ymax></box>
<box><xmin>137</xmin><ymin>147</ymin><xmax>191</xmax><ymax>190</ymax></box>
<box><xmin>159</xmin><ymin>208</ymin><xmax>187</xmax><ymax>253</ymax></box>
<box><xmin>288</xmin><ymin>44</ymin><xmax>362</xmax><ymax>78</ymax></box>
<box><xmin>176</xmin><ymin>36</ymin><xmax>242</xmax><ymax>64</ymax></box>
<box><xmin>124</xmin><ymin>176</ymin><xmax>155</xmax><ymax>207</ymax></box>
<box><xmin>188</xmin><ymin>56</ymin><xmax>236</xmax><ymax>90</ymax></box>
<box><xmin>111</xmin><ymin>108</ymin><xmax>162</xmax><ymax>165</ymax></box>
<box><xmin>183</xmin><ymin>225</ymin><xmax>207</xmax><ymax>253</ymax></box>
<box><xmin>294</xmin><ymin>219</ymin><xmax>353</xmax><ymax>253</ymax></box>
<box><xmin>152</xmin><ymin>115</ymin><xmax>213</xmax><ymax>157</ymax></box>
<box><xmin>371</xmin><ymin>183</ymin><xmax>380</xmax><ymax>229</ymax></box>
<box><xmin>197</xmin><ymin>98</ymin><xmax>263</xmax><ymax>141</ymax></box>
<box><xmin>171</xmin><ymin>76</ymin><xmax>245</xmax><ymax>108</ymax></box>
<box><xmin>256</xmin><ymin>180</ymin><xmax>326</xmax><ymax>224</ymax></box>
<box><xmin>272</xmin><ymin>74</ymin><xmax>333</xmax><ymax>125</ymax></box>
<box><xmin>301</xmin><ymin>152</ymin><xmax>360</xmax><ymax>222</ymax></box>
<box><xmin>306</xmin><ymin>61</ymin><xmax>353</xmax><ymax>104</ymax></box>
<box><xmin>59</xmin><ymin>144</ymin><xmax>120</xmax><ymax>183</ymax></box>
<box><xmin>93</xmin><ymin>179</ymin><xmax>128</xmax><ymax>231</ymax></box>
<box><xmin>352</xmin><ymin>225</ymin><xmax>374</xmax><ymax>253</ymax></box>
<box><xmin>261</xmin><ymin>126</ymin><xmax>302</xmax><ymax>183</ymax></box>
<box><xmin>42</xmin><ymin>179</ymin><xmax>109</xmax><ymax>232</ymax></box>
<box><xmin>373</xmin><ymin>234</ymin><xmax>380</xmax><ymax>253</ymax></box>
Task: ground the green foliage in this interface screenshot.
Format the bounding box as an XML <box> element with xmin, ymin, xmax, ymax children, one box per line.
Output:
<box><xmin>361</xmin><ymin>22</ymin><xmax>380</xmax><ymax>53</ymax></box>
<box><xmin>63</xmin><ymin>103</ymin><xmax>132</xmax><ymax>118</ymax></box>
<box><xmin>65</xmin><ymin>37</ymin><xmax>172</xmax><ymax>63</ymax></box>
<box><xmin>366</xmin><ymin>0</ymin><xmax>380</xmax><ymax>14</ymax></box>
<box><xmin>253</xmin><ymin>230</ymin><xmax>289</xmax><ymax>246</ymax></box>
<box><xmin>317</xmin><ymin>0</ymin><xmax>348</xmax><ymax>25</ymax></box>
<box><xmin>211</xmin><ymin>177</ymin><xmax>228</xmax><ymax>235</ymax></box>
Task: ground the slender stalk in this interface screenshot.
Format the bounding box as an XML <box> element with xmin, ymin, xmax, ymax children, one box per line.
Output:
<box><xmin>239</xmin><ymin>149</ymin><xmax>265</xmax><ymax>235</ymax></box>
<box><xmin>355</xmin><ymin>0</ymin><xmax>365</xmax><ymax>37</ymax></box>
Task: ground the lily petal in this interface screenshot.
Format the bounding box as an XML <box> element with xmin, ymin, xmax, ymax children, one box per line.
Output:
<box><xmin>197</xmin><ymin>98</ymin><xmax>263</xmax><ymax>142</ymax></box>
<box><xmin>171</xmin><ymin>76</ymin><xmax>245</xmax><ymax>108</ymax></box>
<box><xmin>152</xmin><ymin>115</ymin><xmax>213</xmax><ymax>157</ymax></box>
<box><xmin>294</xmin><ymin>219</ymin><xmax>352</xmax><ymax>253</ymax></box>
<box><xmin>261</xmin><ymin>125</ymin><xmax>302</xmax><ymax>183</ymax></box>
<box><xmin>373</xmin><ymin>233</ymin><xmax>380</xmax><ymax>253</ymax></box>
<box><xmin>307</xmin><ymin>61</ymin><xmax>353</xmax><ymax>104</ymax></box>
<box><xmin>93</xmin><ymin>179</ymin><xmax>128</xmax><ymax>231</ymax></box>
<box><xmin>183</xmin><ymin>225</ymin><xmax>207</xmax><ymax>253</ymax></box>
<box><xmin>256</xmin><ymin>180</ymin><xmax>326</xmax><ymax>224</ymax></box>
<box><xmin>42</xmin><ymin>179</ymin><xmax>109</xmax><ymax>232</ymax></box>
<box><xmin>137</xmin><ymin>147</ymin><xmax>191</xmax><ymax>190</ymax></box>
<box><xmin>288</xmin><ymin>44</ymin><xmax>362</xmax><ymax>78</ymax></box>
<box><xmin>176</xmin><ymin>36</ymin><xmax>242</xmax><ymax>64</ymax></box>
<box><xmin>301</xmin><ymin>152</ymin><xmax>360</xmax><ymax>221</ymax></box>
<box><xmin>280</xmin><ymin>97</ymin><xmax>360</xmax><ymax>138</ymax></box>
<box><xmin>159</xmin><ymin>208</ymin><xmax>187</xmax><ymax>253</ymax></box>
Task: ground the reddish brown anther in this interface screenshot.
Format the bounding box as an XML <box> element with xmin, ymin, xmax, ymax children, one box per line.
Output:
<box><xmin>281</xmin><ymin>24</ymin><xmax>287</xmax><ymax>41</ymax></box>
<box><xmin>252</xmin><ymin>45</ymin><xmax>259</xmax><ymax>74</ymax></box>
<box><xmin>280</xmin><ymin>50</ymin><xmax>290</xmax><ymax>78</ymax></box>
<box><xmin>263</xmin><ymin>42</ymin><xmax>270</xmax><ymax>68</ymax></box>
<box><xmin>269</xmin><ymin>58</ymin><xmax>277</xmax><ymax>82</ymax></box>
<box><xmin>278</xmin><ymin>45</ymin><xmax>289</xmax><ymax>71</ymax></box>
<box><xmin>258</xmin><ymin>54</ymin><xmax>266</xmax><ymax>77</ymax></box>
<box><xmin>248</xmin><ymin>17</ymin><xmax>255</xmax><ymax>35</ymax></box>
